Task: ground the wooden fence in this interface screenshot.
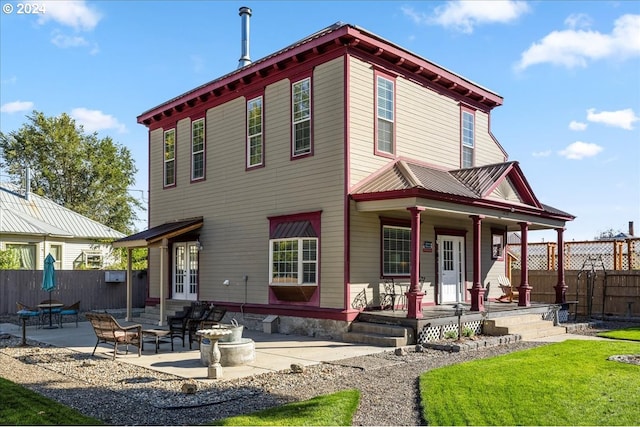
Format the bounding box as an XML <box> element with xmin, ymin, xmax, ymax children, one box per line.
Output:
<box><xmin>511</xmin><ymin>269</ymin><xmax>640</xmax><ymax>319</ymax></box>
<box><xmin>0</xmin><ymin>270</ymin><xmax>147</xmax><ymax>315</ymax></box>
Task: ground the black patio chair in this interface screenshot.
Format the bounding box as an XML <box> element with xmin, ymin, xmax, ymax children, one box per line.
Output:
<box><xmin>58</xmin><ymin>301</ymin><xmax>80</xmax><ymax>327</ymax></box>
<box><xmin>190</xmin><ymin>306</ymin><xmax>228</xmax><ymax>348</ymax></box>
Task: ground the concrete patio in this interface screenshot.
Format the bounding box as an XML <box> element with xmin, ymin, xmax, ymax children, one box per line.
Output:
<box><xmin>0</xmin><ymin>319</ymin><xmax>391</xmax><ymax>381</ymax></box>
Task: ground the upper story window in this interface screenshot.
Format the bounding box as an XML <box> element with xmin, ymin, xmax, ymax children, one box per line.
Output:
<box><xmin>164</xmin><ymin>128</ymin><xmax>176</xmax><ymax>187</ymax></box>
<box><xmin>191</xmin><ymin>119</ymin><xmax>205</xmax><ymax>181</ymax></box>
<box><xmin>376</xmin><ymin>75</ymin><xmax>395</xmax><ymax>155</ymax></box>
<box><xmin>461</xmin><ymin>109</ymin><xmax>475</xmax><ymax>168</ymax></box>
<box><xmin>292</xmin><ymin>77</ymin><xmax>311</xmax><ymax>157</ymax></box>
<box><xmin>247</xmin><ymin>96</ymin><xmax>263</xmax><ymax>168</ymax></box>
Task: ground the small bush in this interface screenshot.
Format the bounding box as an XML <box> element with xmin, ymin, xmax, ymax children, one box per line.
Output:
<box><xmin>462</xmin><ymin>327</ymin><xmax>475</xmax><ymax>337</ymax></box>
<box><xmin>444</xmin><ymin>330</ymin><xmax>458</xmax><ymax>339</ymax></box>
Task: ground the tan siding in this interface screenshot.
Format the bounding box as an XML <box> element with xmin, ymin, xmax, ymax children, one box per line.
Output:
<box><xmin>148</xmin><ymin>58</ymin><xmax>347</xmax><ymax>309</ymax></box>
<box><xmin>474</xmin><ymin>111</ymin><xmax>505</xmax><ymax>165</ymax></box>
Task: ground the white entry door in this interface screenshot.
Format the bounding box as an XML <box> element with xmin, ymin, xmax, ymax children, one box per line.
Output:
<box><xmin>438</xmin><ymin>236</ymin><xmax>465</xmax><ymax>303</ymax></box>
<box><xmin>173</xmin><ymin>242</ymin><xmax>199</xmax><ymax>301</ymax></box>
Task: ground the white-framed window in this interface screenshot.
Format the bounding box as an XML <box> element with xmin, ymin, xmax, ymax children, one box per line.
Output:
<box><xmin>269</xmin><ymin>238</ymin><xmax>318</xmax><ymax>285</ymax></box>
<box><xmin>191</xmin><ymin>119</ymin><xmax>205</xmax><ymax>180</ymax></box>
<box><xmin>376</xmin><ymin>75</ymin><xmax>395</xmax><ymax>154</ymax></box>
<box><xmin>382</xmin><ymin>225</ymin><xmax>410</xmax><ymax>276</ymax></box>
<box><xmin>49</xmin><ymin>245</ymin><xmax>62</xmax><ymax>270</ymax></box>
<box><xmin>292</xmin><ymin>77</ymin><xmax>311</xmax><ymax>157</ymax></box>
<box><xmin>247</xmin><ymin>96</ymin><xmax>263</xmax><ymax>167</ymax></box>
<box><xmin>6</xmin><ymin>243</ymin><xmax>37</xmax><ymax>270</ymax></box>
<box><xmin>462</xmin><ymin>110</ymin><xmax>475</xmax><ymax>168</ymax></box>
<box><xmin>164</xmin><ymin>128</ymin><xmax>176</xmax><ymax>187</ymax></box>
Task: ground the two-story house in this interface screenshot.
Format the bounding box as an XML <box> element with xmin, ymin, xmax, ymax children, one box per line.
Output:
<box><xmin>115</xmin><ymin>13</ymin><xmax>574</xmax><ymax>337</ymax></box>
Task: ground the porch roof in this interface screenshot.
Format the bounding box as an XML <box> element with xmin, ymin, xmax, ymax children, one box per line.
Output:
<box><xmin>113</xmin><ymin>217</ymin><xmax>203</xmax><ymax>248</ymax></box>
<box><xmin>350</xmin><ymin>160</ymin><xmax>575</xmax><ymax>227</ymax></box>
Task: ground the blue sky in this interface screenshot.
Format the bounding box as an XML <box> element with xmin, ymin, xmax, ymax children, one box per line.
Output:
<box><xmin>1</xmin><ymin>0</ymin><xmax>639</xmax><ymax>241</ymax></box>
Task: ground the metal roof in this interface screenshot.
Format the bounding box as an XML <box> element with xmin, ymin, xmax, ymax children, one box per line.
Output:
<box><xmin>0</xmin><ymin>183</ymin><xmax>125</xmax><ymax>239</ymax></box>
<box><xmin>113</xmin><ymin>217</ymin><xmax>203</xmax><ymax>248</ymax></box>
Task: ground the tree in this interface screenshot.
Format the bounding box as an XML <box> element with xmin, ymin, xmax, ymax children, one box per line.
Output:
<box><xmin>0</xmin><ymin>111</ymin><xmax>141</xmax><ymax>234</ymax></box>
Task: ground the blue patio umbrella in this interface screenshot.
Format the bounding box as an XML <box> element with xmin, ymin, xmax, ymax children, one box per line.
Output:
<box><xmin>42</xmin><ymin>254</ymin><xmax>56</xmax><ymax>293</ymax></box>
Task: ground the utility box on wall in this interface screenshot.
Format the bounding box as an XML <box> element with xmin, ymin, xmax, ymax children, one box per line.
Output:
<box><xmin>105</xmin><ymin>271</ymin><xmax>126</xmax><ymax>283</ymax></box>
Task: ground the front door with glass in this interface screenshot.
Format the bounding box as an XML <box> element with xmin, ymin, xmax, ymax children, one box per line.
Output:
<box><xmin>173</xmin><ymin>242</ymin><xmax>198</xmax><ymax>301</ymax></box>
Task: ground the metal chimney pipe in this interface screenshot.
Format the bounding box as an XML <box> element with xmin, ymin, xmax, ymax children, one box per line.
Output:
<box><xmin>629</xmin><ymin>221</ymin><xmax>634</xmax><ymax>237</ymax></box>
<box><xmin>25</xmin><ymin>166</ymin><xmax>30</xmax><ymax>201</ymax></box>
<box><xmin>238</xmin><ymin>6</ymin><xmax>252</xmax><ymax>69</ymax></box>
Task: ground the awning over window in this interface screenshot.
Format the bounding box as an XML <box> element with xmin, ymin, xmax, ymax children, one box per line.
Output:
<box><xmin>270</xmin><ymin>220</ymin><xmax>317</xmax><ymax>239</ymax></box>
<box><xmin>113</xmin><ymin>217</ymin><xmax>203</xmax><ymax>248</ymax></box>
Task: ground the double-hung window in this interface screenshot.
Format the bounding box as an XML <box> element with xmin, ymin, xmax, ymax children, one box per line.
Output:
<box><xmin>191</xmin><ymin>119</ymin><xmax>205</xmax><ymax>181</ymax></box>
<box><xmin>292</xmin><ymin>77</ymin><xmax>311</xmax><ymax>157</ymax></box>
<box><xmin>382</xmin><ymin>224</ymin><xmax>410</xmax><ymax>276</ymax></box>
<box><xmin>164</xmin><ymin>129</ymin><xmax>176</xmax><ymax>187</ymax></box>
<box><xmin>376</xmin><ymin>75</ymin><xmax>395</xmax><ymax>155</ymax></box>
<box><xmin>461</xmin><ymin>109</ymin><xmax>475</xmax><ymax>168</ymax></box>
<box><xmin>247</xmin><ymin>96</ymin><xmax>263</xmax><ymax>168</ymax></box>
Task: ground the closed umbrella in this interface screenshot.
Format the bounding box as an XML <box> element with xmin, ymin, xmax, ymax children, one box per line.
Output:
<box><xmin>42</xmin><ymin>254</ymin><xmax>58</xmax><ymax>328</ymax></box>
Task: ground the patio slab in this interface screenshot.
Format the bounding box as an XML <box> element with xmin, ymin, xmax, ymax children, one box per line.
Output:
<box><xmin>0</xmin><ymin>320</ymin><xmax>390</xmax><ymax>381</ymax></box>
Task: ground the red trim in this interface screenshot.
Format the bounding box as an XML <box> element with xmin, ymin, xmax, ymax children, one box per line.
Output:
<box><xmin>373</xmin><ymin>69</ymin><xmax>396</xmax><ymax>158</ymax></box>
<box><xmin>291</xmin><ymin>74</ymin><xmax>314</xmax><ymax>160</ymax></box>
<box><xmin>190</xmin><ymin>117</ymin><xmax>206</xmax><ymax>183</ymax></box>
<box><xmin>344</xmin><ymin>55</ymin><xmax>351</xmax><ymax>312</ymax></box>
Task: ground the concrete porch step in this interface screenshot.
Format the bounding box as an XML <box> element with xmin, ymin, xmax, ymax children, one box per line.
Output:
<box><xmin>342</xmin><ymin>322</ymin><xmax>415</xmax><ymax>347</ymax></box>
<box><xmin>484</xmin><ymin>314</ymin><xmax>567</xmax><ymax>340</ymax></box>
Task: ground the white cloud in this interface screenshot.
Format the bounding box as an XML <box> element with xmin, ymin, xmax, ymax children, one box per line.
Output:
<box><xmin>569</xmin><ymin>121</ymin><xmax>588</xmax><ymax>131</ymax></box>
<box><xmin>564</xmin><ymin>13</ymin><xmax>593</xmax><ymax>30</ymax></box>
<box><xmin>516</xmin><ymin>14</ymin><xmax>640</xmax><ymax>70</ymax></box>
<box><xmin>402</xmin><ymin>1</ymin><xmax>530</xmax><ymax>33</ymax></box>
<box><xmin>70</xmin><ymin>108</ymin><xmax>127</xmax><ymax>133</ymax></box>
<box><xmin>1</xmin><ymin>76</ymin><xmax>17</xmax><ymax>85</ymax></box>
<box><xmin>36</xmin><ymin>0</ymin><xmax>101</xmax><ymax>31</ymax></box>
<box><xmin>1</xmin><ymin>100</ymin><xmax>34</xmax><ymax>113</ymax></box>
<box><xmin>586</xmin><ymin>108</ymin><xmax>638</xmax><ymax>130</ymax></box>
<box><xmin>51</xmin><ymin>33</ymin><xmax>88</xmax><ymax>48</ymax></box>
<box><xmin>532</xmin><ymin>150</ymin><xmax>552</xmax><ymax>157</ymax></box>
<box><xmin>558</xmin><ymin>141</ymin><xmax>603</xmax><ymax>159</ymax></box>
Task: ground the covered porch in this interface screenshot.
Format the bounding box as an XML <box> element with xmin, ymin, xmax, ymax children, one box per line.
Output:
<box><xmin>350</xmin><ymin>160</ymin><xmax>575</xmax><ymax>318</ymax></box>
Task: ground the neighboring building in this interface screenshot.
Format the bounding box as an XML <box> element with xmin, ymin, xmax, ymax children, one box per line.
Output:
<box><xmin>0</xmin><ymin>182</ymin><xmax>125</xmax><ymax>270</ymax></box>
<box><xmin>117</xmin><ymin>15</ymin><xmax>574</xmax><ymax>336</ymax></box>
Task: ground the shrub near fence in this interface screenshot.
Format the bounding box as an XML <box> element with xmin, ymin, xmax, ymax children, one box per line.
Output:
<box><xmin>0</xmin><ymin>270</ymin><xmax>146</xmax><ymax>315</ymax></box>
<box><xmin>511</xmin><ymin>269</ymin><xmax>640</xmax><ymax>319</ymax></box>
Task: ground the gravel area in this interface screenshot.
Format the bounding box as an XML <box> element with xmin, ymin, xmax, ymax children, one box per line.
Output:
<box><xmin>0</xmin><ymin>317</ymin><xmax>637</xmax><ymax>426</ymax></box>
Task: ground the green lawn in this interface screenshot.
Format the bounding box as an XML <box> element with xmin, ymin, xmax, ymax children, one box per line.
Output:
<box><xmin>420</xmin><ymin>340</ymin><xmax>640</xmax><ymax>426</ymax></box>
<box><xmin>597</xmin><ymin>326</ymin><xmax>640</xmax><ymax>341</ymax></box>
<box><xmin>212</xmin><ymin>389</ymin><xmax>360</xmax><ymax>426</ymax></box>
<box><xmin>0</xmin><ymin>377</ymin><xmax>103</xmax><ymax>425</ymax></box>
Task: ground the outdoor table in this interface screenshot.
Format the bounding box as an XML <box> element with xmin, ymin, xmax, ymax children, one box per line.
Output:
<box><xmin>142</xmin><ymin>329</ymin><xmax>173</xmax><ymax>353</ymax></box>
<box><xmin>38</xmin><ymin>303</ymin><xmax>64</xmax><ymax>329</ymax></box>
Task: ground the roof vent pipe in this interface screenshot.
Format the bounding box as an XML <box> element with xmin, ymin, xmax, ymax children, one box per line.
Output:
<box><xmin>25</xmin><ymin>166</ymin><xmax>30</xmax><ymax>201</ymax></box>
<box><xmin>237</xmin><ymin>6</ymin><xmax>252</xmax><ymax>69</ymax></box>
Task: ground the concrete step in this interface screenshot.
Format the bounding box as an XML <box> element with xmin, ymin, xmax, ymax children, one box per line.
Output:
<box><xmin>342</xmin><ymin>322</ymin><xmax>415</xmax><ymax>347</ymax></box>
<box><xmin>342</xmin><ymin>331</ymin><xmax>409</xmax><ymax>347</ymax></box>
<box><xmin>484</xmin><ymin>314</ymin><xmax>567</xmax><ymax>340</ymax></box>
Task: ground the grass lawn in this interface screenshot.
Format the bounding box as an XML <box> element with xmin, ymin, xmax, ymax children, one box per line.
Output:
<box><xmin>0</xmin><ymin>377</ymin><xmax>103</xmax><ymax>425</ymax></box>
<box><xmin>212</xmin><ymin>389</ymin><xmax>360</xmax><ymax>426</ymax></box>
<box><xmin>420</xmin><ymin>340</ymin><xmax>640</xmax><ymax>426</ymax></box>
<box><xmin>597</xmin><ymin>326</ymin><xmax>640</xmax><ymax>341</ymax></box>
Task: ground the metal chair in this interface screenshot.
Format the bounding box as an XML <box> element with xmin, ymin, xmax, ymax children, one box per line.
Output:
<box><xmin>58</xmin><ymin>301</ymin><xmax>80</xmax><ymax>327</ymax></box>
<box><xmin>16</xmin><ymin>302</ymin><xmax>41</xmax><ymax>328</ymax></box>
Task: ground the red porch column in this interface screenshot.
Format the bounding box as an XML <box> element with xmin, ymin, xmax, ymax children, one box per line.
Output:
<box><xmin>469</xmin><ymin>215</ymin><xmax>485</xmax><ymax>311</ymax></box>
<box><xmin>518</xmin><ymin>222</ymin><xmax>532</xmax><ymax>307</ymax></box>
<box><xmin>554</xmin><ymin>227</ymin><xmax>568</xmax><ymax>303</ymax></box>
<box><xmin>406</xmin><ymin>207</ymin><xmax>425</xmax><ymax>319</ymax></box>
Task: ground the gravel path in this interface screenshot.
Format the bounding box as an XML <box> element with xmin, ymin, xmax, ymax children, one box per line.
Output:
<box><xmin>0</xmin><ymin>319</ymin><xmax>635</xmax><ymax>426</ymax></box>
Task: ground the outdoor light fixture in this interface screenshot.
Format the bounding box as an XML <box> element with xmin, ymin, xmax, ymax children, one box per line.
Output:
<box><xmin>453</xmin><ymin>303</ymin><xmax>465</xmax><ymax>341</ymax></box>
<box><xmin>196</xmin><ymin>239</ymin><xmax>203</xmax><ymax>251</ymax></box>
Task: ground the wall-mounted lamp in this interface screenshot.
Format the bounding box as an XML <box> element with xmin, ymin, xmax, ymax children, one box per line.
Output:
<box><xmin>223</xmin><ymin>279</ymin><xmax>230</xmax><ymax>286</ymax></box>
<box><xmin>196</xmin><ymin>239</ymin><xmax>203</xmax><ymax>251</ymax></box>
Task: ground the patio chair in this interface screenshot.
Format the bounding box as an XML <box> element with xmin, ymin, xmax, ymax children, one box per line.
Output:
<box><xmin>168</xmin><ymin>301</ymin><xmax>209</xmax><ymax>349</ymax></box>
<box><xmin>497</xmin><ymin>275</ymin><xmax>518</xmax><ymax>303</ymax></box>
<box><xmin>191</xmin><ymin>306</ymin><xmax>228</xmax><ymax>348</ymax></box>
<box><xmin>58</xmin><ymin>301</ymin><xmax>80</xmax><ymax>328</ymax></box>
<box><xmin>16</xmin><ymin>302</ymin><xmax>41</xmax><ymax>328</ymax></box>
<box><xmin>381</xmin><ymin>279</ymin><xmax>397</xmax><ymax>311</ymax></box>
<box><xmin>85</xmin><ymin>312</ymin><xmax>142</xmax><ymax>359</ymax></box>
